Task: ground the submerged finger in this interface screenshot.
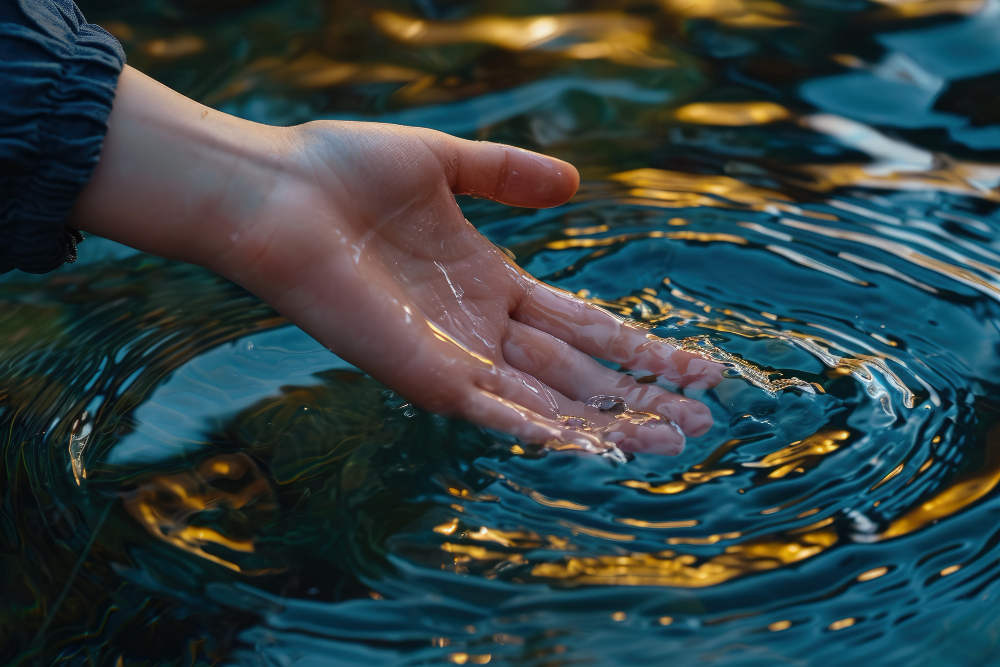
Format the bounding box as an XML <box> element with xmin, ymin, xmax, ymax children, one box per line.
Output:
<box><xmin>514</xmin><ymin>283</ymin><xmax>724</xmax><ymax>389</ymax></box>
<box><xmin>485</xmin><ymin>367</ymin><xmax>687</xmax><ymax>456</ymax></box>
<box><xmin>460</xmin><ymin>388</ymin><xmax>613</xmax><ymax>454</ymax></box>
<box><xmin>502</xmin><ymin>321</ymin><xmax>713</xmax><ymax>437</ymax></box>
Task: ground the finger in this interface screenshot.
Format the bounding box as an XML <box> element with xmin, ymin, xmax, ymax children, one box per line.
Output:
<box><xmin>514</xmin><ymin>283</ymin><xmax>724</xmax><ymax>389</ymax></box>
<box><xmin>461</xmin><ymin>388</ymin><xmax>608</xmax><ymax>452</ymax></box>
<box><xmin>422</xmin><ymin>130</ymin><xmax>580</xmax><ymax>208</ymax></box>
<box><xmin>502</xmin><ymin>321</ymin><xmax>714</xmax><ymax>437</ymax></box>
<box><xmin>482</xmin><ymin>366</ymin><xmax>686</xmax><ymax>456</ymax></box>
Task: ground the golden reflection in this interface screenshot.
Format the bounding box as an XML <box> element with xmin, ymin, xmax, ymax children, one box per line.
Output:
<box><xmin>667</xmin><ymin>531</ymin><xmax>741</xmax><ymax>545</ymax></box>
<box><xmin>675</xmin><ymin>101</ymin><xmax>792</xmax><ymax>126</ymax></box>
<box><xmin>427</xmin><ymin>321</ymin><xmax>494</xmax><ymax>366</ymax></box>
<box><xmin>529</xmin><ymin>490</ymin><xmax>590</xmax><ymax>511</ymax></box>
<box><xmin>828</xmin><ymin>617</ymin><xmax>856</xmax><ymax>631</ymax></box>
<box><xmin>871</xmin><ymin>463</ymin><xmax>904</xmax><ymax>490</ymax></box>
<box><xmin>880</xmin><ymin>424</ymin><xmax>1000</xmax><ymax>540</ymax></box>
<box><xmin>620</xmin><ymin>468</ymin><xmax>734</xmax><ymax>495</ymax></box>
<box><xmin>560</xmin><ymin>520</ymin><xmax>636</xmax><ymax>542</ymax></box>
<box><xmin>615</xmin><ymin>518</ymin><xmax>699</xmax><ymax>528</ymax></box>
<box><xmin>267</xmin><ymin>52</ymin><xmax>420</xmax><ymax>89</ymax></box>
<box><xmin>448</xmin><ymin>653</ymin><xmax>492</xmax><ymax>665</ymax></box>
<box><xmin>121</xmin><ymin>453</ymin><xmax>276</xmax><ymax>572</ymax></box>
<box><xmin>438</xmin><ymin>520</ymin><xmax>568</xmax><ymax>553</ymax></box>
<box><xmin>857</xmin><ymin>566</ymin><xmax>889</xmax><ymax>582</ymax></box>
<box><xmin>202</xmin><ymin>53</ymin><xmax>422</xmax><ymax>105</ymax></box>
<box><xmin>544</xmin><ymin>230</ymin><xmax>747</xmax><ymax>250</ymax></box>
<box><xmin>442</xmin><ymin>542</ymin><xmax>525</xmax><ymax>563</ymax></box>
<box><xmin>609</xmin><ymin>168</ymin><xmax>792</xmax><ymax>211</ymax></box>
<box><xmin>143</xmin><ymin>36</ymin><xmax>205</xmax><ymax>59</ymax></box>
<box><xmin>744</xmin><ymin>430</ymin><xmax>852</xmax><ymax>479</ymax></box>
<box><xmin>940</xmin><ymin>564</ymin><xmax>962</xmax><ymax>576</ymax></box>
<box><xmin>373</xmin><ymin>11</ymin><xmax>674</xmax><ymax>68</ymax></box>
<box><xmin>791</xmin><ymin>162</ymin><xmax>1000</xmax><ymax>203</ymax></box>
<box><xmin>660</xmin><ymin>0</ymin><xmax>797</xmax><ymax>27</ymax></box>
<box><xmin>659</xmin><ymin>616</ymin><xmax>674</xmax><ymax>625</ymax></box>
<box><xmin>768</xmin><ymin>620</ymin><xmax>792</xmax><ymax>631</ymax></box>
<box><xmin>531</xmin><ymin>522</ymin><xmax>837</xmax><ymax>587</ymax></box>
<box><xmin>434</xmin><ymin>518</ymin><xmax>460</xmax><ymax>535</ymax></box>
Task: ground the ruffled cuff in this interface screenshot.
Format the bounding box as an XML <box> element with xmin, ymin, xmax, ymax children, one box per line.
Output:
<box><xmin>0</xmin><ymin>0</ymin><xmax>125</xmax><ymax>273</ymax></box>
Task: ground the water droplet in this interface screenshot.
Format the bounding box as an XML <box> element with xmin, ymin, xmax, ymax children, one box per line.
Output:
<box><xmin>586</xmin><ymin>395</ymin><xmax>627</xmax><ymax>414</ymax></box>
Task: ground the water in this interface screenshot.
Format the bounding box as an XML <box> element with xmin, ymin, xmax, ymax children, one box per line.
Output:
<box><xmin>5</xmin><ymin>0</ymin><xmax>1000</xmax><ymax>664</ymax></box>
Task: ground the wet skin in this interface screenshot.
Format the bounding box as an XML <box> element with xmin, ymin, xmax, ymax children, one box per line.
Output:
<box><xmin>72</xmin><ymin>66</ymin><xmax>722</xmax><ymax>455</ymax></box>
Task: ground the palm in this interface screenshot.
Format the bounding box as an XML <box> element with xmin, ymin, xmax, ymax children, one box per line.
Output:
<box><xmin>234</xmin><ymin>121</ymin><xmax>720</xmax><ymax>455</ymax></box>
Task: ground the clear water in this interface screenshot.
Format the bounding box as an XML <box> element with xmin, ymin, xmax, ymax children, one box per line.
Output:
<box><xmin>5</xmin><ymin>0</ymin><xmax>1000</xmax><ymax>664</ymax></box>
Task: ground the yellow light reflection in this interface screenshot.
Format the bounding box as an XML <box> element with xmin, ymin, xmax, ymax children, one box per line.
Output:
<box><xmin>878</xmin><ymin>425</ymin><xmax>1000</xmax><ymax>541</ymax></box>
<box><xmin>871</xmin><ymin>463</ymin><xmax>904</xmax><ymax>490</ymax></box>
<box><xmin>620</xmin><ymin>468</ymin><xmax>734</xmax><ymax>495</ymax></box>
<box><xmin>829</xmin><ymin>617</ymin><xmax>856</xmax><ymax>631</ymax></box>
<box><xmin>744</xmin><ymin>430</ymin><xmax>851</xmax><ymax>478</ymax></box>
<box><xmin>143</xmin><ymin>36</ymin><xmax>205</xmax><ymax>59</ymax></box>
<box><xmin>373</xmin><ymin>11</ymin><xmax>675</xmax><ymax>68</ymax></box>
<box><xmin>609</xmin><ymin>168</ymin><xmax>793</xmax><ymax>213</ymax></box>
<box><xmin>675</xmin><ymin>101</ymin><xmax>792</xmax><ymax>126</ymax></box>
<box><xmin>544</xmin><ymin>230</ymin><xmax>748</xmax><ymax>251</ymax></box>
<box><xmin>531</xmin><ymin>523</ymin><xmax>837</xmax><ymax>587</ymax></box>
<box><xmin>661</xmin><ymin>0</ymin><xmax>797</xmax><ymax>27</ymax></box>
<box><xmin>121</xmin><ymin>453</ymin><xmax>275</xmax><ymax>572</ymax></box>
<box><xmin>448</xmin><ymin>653</ymin><xmax>492</xmax><ymax>665</ymax></box>
<box><xmin>615</xmin><ymin>518</ymin><xmax>699</xmax><ymax>529</ymax></box>
<box><xmin>857</xmin><ymin>566</ymin><xmax>889</xmax><ymax>582</ymax></box>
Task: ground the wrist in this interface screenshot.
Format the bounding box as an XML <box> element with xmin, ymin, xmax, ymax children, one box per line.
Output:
<box><xmin>71</xmin><ymin>66</ymin><xmax>295</xmax><ymax>270</ymax></box>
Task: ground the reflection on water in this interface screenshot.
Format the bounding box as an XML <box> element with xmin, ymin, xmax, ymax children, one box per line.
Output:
<box><xmin>6</xmin><ymin>0</ymin><xmax>1000</xmax><ymax>664</ymax></box>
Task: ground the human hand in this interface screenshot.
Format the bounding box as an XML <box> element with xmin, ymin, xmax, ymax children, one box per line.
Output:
<box><xmin>73</xmin><ymin>67</ymin><xmax>723</xmax><ymax>456</ymax></box>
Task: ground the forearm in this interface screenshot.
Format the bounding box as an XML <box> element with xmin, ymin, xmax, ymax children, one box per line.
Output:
<box><xmin>69</xmin><ymin>66</ymin><xmax>292</xmax><ymax>269</ymax></box>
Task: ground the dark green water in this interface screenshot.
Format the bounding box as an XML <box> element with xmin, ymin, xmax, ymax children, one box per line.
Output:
<box><xmin>6</xmin><ymin>0</ymin><xmax>1000</xmax><ymax>664</ymax></box>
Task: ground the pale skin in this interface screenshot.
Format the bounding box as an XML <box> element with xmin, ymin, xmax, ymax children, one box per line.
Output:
<box><xmin>71</xmin><ymin>66</ymin><xmax>723</xmax><ymax>456</ymax></box>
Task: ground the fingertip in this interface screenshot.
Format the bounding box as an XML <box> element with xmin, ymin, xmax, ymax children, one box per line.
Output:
<box><xmin>607</xmin><ymin>420</ymin><xmax>686</xmax><ymax>456</ymax></box>
<box><xmin>505</xmin><ymin>148</ymin><xmax>580</xmax><ymax>208</ymax></box>
<box><xmin>682</xmin><ymin>358</ymin><xmax>725</xmax><ymax>390</ymax></box>
<box><xmin>656</xmin><ymin>398</ymin><xmax>714</xmax><ymax>438</ymax></box>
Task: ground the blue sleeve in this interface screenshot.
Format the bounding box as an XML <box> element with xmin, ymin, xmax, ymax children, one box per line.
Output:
<box><xmin>0</xmin><ymin>0</ymin><xmax>125</xmax><ymax>274</ymax></box>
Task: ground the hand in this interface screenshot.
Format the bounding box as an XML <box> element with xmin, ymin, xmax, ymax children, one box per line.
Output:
<box><xmin>73</xmin><ymin>67</ymin><xmax>722</xmax><ymax>455</ymax></box>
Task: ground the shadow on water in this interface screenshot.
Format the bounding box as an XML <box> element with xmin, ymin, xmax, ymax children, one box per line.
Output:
<box><xmin>7</xmin><ymin>0</ymin><xmax>1000</xmax><ymax>664</ymax></box>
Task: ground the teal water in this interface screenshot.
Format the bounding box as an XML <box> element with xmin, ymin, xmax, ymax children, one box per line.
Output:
<box><xmin>5</xmin><ymin>0</ymin><xmax>1000</xmax><ymax>664</ymax></box>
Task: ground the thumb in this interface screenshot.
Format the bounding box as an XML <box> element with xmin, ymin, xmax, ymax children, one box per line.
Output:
<box><xmin>431</xmin><ymin>132</ymin><xmax>580</xmax><ymax>208</ymax></box>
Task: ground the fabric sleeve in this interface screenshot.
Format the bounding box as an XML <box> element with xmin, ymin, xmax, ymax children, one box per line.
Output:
<box><xmin>0</xmin><ymin>0</ymin><xmax>125</xmax><ymax>274</ymax></box>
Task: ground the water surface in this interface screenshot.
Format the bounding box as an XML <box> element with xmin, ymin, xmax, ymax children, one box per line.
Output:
<box><xmin>5</xmin><ymin>0</ymin><xmax>1000</xmax><ymax>664</ymax></box>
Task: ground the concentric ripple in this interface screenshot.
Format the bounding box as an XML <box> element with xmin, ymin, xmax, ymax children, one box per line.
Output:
<box><xmin>6</xmin><ymin>0</ymin><xmax>1000</xmax><ymax>664</ymax></box>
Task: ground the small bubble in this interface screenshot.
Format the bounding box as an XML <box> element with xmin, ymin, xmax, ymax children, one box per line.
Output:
<box><xmin>246</xmin><ymin>341</ymin><xmax>254</xmax><ymax>351</ymax></box>
<box><xmin>586</xmin><ymin>395</ymin><xmax>627</xmax><ymax>414</ymax></box>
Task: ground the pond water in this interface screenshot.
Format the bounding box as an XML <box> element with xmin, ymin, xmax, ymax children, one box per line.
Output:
<box><xmin>5</xmin><ymin>0</ymin><xmax>1000</xmax><ymax>664</ymax></box>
